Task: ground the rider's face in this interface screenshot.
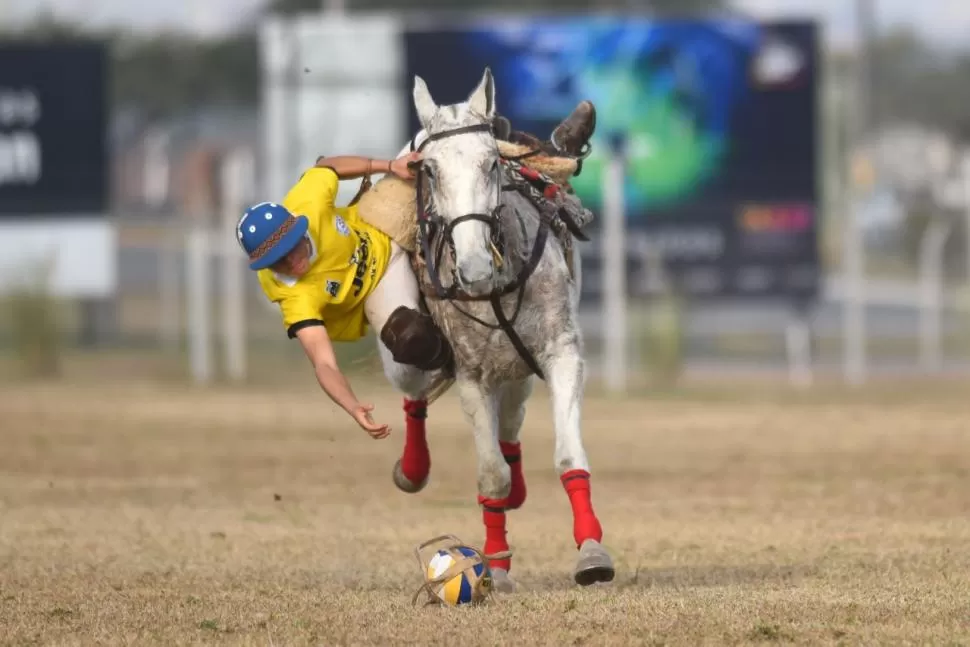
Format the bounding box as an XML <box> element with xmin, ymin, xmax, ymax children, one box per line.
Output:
<box><xmin>270</xmin><ymin>237</ymin><xmax>312</xmax><ymax>277</ymax></box>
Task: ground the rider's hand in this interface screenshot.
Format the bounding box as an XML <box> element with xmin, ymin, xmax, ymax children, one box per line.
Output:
<box><xmin>350</xmin><ymin>402</ymin><xmax>390</xmax><ymax>439</ymax></box>
<box><xmin>390</xmin><ymin>152</ymin><xmax>422</xmax><ymax>181</ymax></box>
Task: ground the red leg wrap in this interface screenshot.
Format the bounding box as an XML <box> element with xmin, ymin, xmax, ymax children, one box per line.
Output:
<box><xmin>560</xmin><ymin>469</ymin><xmax>603</xmax><ymax>548</ymax></box>
<box><xmin>400</xmin><ymin>399</ymin><xmax>430</xmax><ymax>485</ymax></box>
<box><xmin>500</xmin><ymin>441</ymin><xmax>527</xmax><ymax>510</ymax></box>
<box><xmin>478</xmin><ymin>495</ymin><xmax>512</xmax><ymax>572</ymax></box>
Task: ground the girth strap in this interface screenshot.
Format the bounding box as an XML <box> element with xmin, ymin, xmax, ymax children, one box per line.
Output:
<box><xmin>489</xmin><ymin>292</ymin><xmax>545</xmax><ymax>380</ymax></box>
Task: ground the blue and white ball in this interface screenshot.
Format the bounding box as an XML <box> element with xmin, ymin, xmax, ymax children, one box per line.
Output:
<box><xmin>426</xmin><ymin>546</ymin><xmax>491</xmax><ymax>606</ymax></box>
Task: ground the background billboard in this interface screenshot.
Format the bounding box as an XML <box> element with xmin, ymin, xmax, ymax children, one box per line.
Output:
<box><xmin>0</xmin><ymin>41</ymin><xmax>114</xmax><ymax>299</ymax></box>
<box><xmin>403</xmin><ymin>18</ymin><xmax>820</xmax><ymax>300</ymax></box>
<box><xmin>0</xmin><ymin>41</ymin><xmax>108</xmax><ymax>216</ymax></box>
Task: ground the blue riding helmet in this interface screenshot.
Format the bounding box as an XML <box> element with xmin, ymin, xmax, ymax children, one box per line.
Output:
<box><xmin>236</xmin><ymin>202</ymin><xmax>309</xmax><ymax>270</ymax></box>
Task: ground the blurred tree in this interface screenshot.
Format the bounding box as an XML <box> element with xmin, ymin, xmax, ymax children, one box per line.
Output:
<box><xmin>9</xmin><ymin>15</ymin><xmax>259</xmax><ymax>118</ymax></box>
<box><xmin>856</xmin><ymin>27</ymin><xmax>970</xmax><ymax>277</ymax></box>
<box><xmin>111</xmin><ymin>33</ymin><xmax>259</xmax><ymax>118</ymax></box>
<box><xmin>869</xmin><ymin>26</ymin><xmax>970</xmax><ymax>135</ymax></box>
<box><xmin>266</xmin><ymin>0</ymin><xmax>323</xmax><ymax>12</ymax></box>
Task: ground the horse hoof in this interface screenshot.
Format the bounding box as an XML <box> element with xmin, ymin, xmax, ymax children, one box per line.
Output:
<box><xmin>392</xmin><ymin>459</ymin><xmax>428</xmax><ymax>493</ymax></box>
<box><xmin>573</xmin><ymin>539</ymin><xmax>615</xmax><ymax>587</ymax></box>
<box><xmin>489</xmin><ymin>568</ymin><xmax>516</xmax><ymax>594</ymax></box>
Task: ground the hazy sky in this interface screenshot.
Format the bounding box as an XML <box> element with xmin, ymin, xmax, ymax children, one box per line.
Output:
<box><xmin>4</xmin><ymin>0</ymin><xmax>267</xmax><ymax>35</ymax></box>
<box><xmin>736</xmin><ymin>0</ymin><xmax>970</xmax><ymax>46</ymax></box>
<box><xmin>4</xmin><ymin>0</ymin><xmax>970</xmax><ymax>47</ymax></box>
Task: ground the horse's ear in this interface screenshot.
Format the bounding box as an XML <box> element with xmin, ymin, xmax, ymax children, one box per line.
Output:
<box><xmin>413</xmin><ymin>75</ymin><xmax>438</xmax><ymax>129</ymax></box>
<box><xmin>467</xmin><ymin>67</ymin><xmax>496</xmax><ymax>119</ymax></box>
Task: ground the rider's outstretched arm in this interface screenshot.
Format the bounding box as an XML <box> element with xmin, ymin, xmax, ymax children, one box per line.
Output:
<box><xmin>294</xmin><ymin>325</ymin><xmax>390</xmax><ymax>439</ymax></box>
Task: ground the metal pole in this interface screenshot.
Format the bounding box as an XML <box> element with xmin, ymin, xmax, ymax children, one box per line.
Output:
<box><xmin>919</xmin><ymin>218</ymin><xmax>952</xmax><ymax>373</ymax></box>
<box><xmin>962</xmin><ymin>153</ymin><xmax>970</xmax><ymax>287</ymax></box>
<box><xmin>786</xmin><ymin>304</ymin><xmax>814</xmax><ymax>388</ymax></box>
<box><xmin>843</xmin><ymin>0</ymin><xmax>875</xmax><ymax>386</ymax></box>
<box><xmin>143</xmin><ymin>129</ymin><xmax>170</xmax><ymax>209</ymax></box>
<box><xmin>856</xmin><ymin>0</ymin><xmax>874</xmax><ymax>129</ymax></box>
<box><xmin>143</xmin><ymin>128</ymin><xmax>180</xmax><ymax>351</ymax></box>
<box><xmin>602</xmin><ymin>138</ymin><xmax>627</xmax><ymax>394</ymax></box>
<box><xmin>186</xmin><ymin>227</ymin><xmax>212</xmax><ymax>385</ymax></box>
<box><xmin>288</xmin><ymin>23</ymin><xmax>302</xmax><ymax>197</ymax></box>
<box><xmin>160</xmin><ymin>228</ymin><xmax>180</xmax><ymax>351</ymax></box>
<box><xmin>843</xmin><ymin>150</ymin><xmax>867</xmax><ymax>384</ymax></box>
<box><xmin>221</xmin><ymin>150</ymin><xmax>252</xmax><ymax>383</ymax></box>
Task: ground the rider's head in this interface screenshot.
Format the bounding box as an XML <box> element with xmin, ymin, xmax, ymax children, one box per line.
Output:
<box><xmin>236</xmin><ymin>202</ymin><xmax>313</xmax><ymax>278</ymax></box>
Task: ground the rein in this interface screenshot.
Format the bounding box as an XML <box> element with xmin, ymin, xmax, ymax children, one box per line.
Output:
<box><xmin>409</xmin><ymin>122</ymin><xmax>554</xmax><ymax>379</ymax></box>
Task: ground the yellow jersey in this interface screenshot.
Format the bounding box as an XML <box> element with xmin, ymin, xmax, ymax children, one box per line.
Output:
<box><xmin>257</xmin><ymin>167</ymin><xmax>393</xmax><ymax>342</ymax></box>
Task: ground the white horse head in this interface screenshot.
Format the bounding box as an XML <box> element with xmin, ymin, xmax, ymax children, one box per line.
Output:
<box><xmin>412</xmin><ymin>67</ymin><xmax>501</xmax><ymax>294</ymax></box>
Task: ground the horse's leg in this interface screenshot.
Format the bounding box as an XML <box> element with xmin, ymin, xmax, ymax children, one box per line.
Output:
<box><xmin>371</xmin><ymin>342</ymin><xmax>433</xmax><ymax>493</ymax></box>
<box><xmin>496</xmin><ymin>377</ymin><xmax>534</xmax><ymax>510</ymax></box>
<box><xmin>455</xmin><ymin>374</ymin><xmax>516</xmax><ymax>592</ymax></box>
<box><xmin>364</xmin><ymin>243</ymin><xmax>433</xmax><ymax>494</ymax></box>
<box><xmin>544</xmin><ymin>336</ymin><xmax>615</xmax><ymax>586</ymax></box>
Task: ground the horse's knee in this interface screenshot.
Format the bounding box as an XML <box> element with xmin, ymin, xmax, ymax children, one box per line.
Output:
<box><xmin>478</xmin><ymin>460</ymin><xmax>511</xmax><ymax>501</ymax></box>
<box><xmin>383</xmin><ymin>362</ymin><xmax>430</xmax><ymax>400</ymax></box>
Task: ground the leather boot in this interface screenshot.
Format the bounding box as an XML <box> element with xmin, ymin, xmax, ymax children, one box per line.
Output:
<box><xmin>380</xmin><ymin>306</ymin><xmax>454</xmax><ymax>372</ymax></box>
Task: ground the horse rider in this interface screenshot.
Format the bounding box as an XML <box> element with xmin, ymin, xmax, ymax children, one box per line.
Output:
<box><xmin>235</xmin><ymin>101</ymin><xmax>596</xmax><ymax>491</ymax></box>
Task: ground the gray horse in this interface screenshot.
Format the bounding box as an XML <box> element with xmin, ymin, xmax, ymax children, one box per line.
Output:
<box><xmin>397</xmin><ymin>68</ymin><xmax>615</xmax><ymax>592</ymax></box>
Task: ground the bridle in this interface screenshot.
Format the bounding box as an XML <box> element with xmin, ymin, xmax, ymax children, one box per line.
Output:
<box><xmin>409</xmin><ymin>121</ymin><xmax>554</xmax><ymax>379</ymax></box>
<box><xmin>410</xmin><ymin>123</ymin><xmax>506</xmax><ymax>299</ymax></box>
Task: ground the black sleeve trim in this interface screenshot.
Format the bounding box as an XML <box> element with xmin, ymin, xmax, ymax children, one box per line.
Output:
<box><xmin>287</xmin><ymin>319</ymin><xmax>326</xmax><ymax>339</ymax></box>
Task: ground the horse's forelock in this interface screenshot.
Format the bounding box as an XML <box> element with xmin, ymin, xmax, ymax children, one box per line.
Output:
<box><xmin>420</xmin><ymin>101</ymin><xmax>496</xmax><ymax>175</ymax></box>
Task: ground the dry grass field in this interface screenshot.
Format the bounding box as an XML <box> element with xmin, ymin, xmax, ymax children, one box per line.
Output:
<box><xmin>2</xmin><ymin>375</ymin><xmax>970</xmax><ymax>646</ymax></box>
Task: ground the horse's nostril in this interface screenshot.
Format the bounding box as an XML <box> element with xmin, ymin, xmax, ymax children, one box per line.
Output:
<box><xmin>457</xmin><ymin>260</ymin><xmax>493</xmax><ymax>286</ymax></box>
